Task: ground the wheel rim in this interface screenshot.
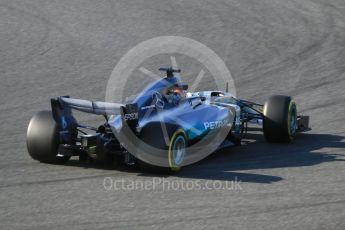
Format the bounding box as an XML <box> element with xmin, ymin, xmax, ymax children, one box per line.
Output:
<box><xmin>289</xmin><ymin>103</ymin><xmax>297</xmax><ymax>137</ymax></box>
<box><xmin>172</xmin><ymin>135</ymin><xmax>186</xmax><ymax>166</ymax></box>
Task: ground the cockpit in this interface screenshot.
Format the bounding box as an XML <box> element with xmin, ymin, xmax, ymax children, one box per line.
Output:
<box><xmin>164</xmin><ymin>83</ymin><xmax>188</xmax><ymax>106</ymax></box>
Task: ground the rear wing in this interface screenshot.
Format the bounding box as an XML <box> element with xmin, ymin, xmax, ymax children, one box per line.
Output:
<box><xmin>56</xmin><ymin>96</ymin><xmax>124</xmax><ymax>115</ymax></box>
<box><xmin>51</xmin><ymin>96</ymin><xmax>139</xmax><ymax>140</ymax></box>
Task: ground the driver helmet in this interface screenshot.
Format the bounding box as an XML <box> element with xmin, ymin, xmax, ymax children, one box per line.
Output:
<box><xmin>166</xmin><ymin>87</ymin><xmax>186</xmax><ymax>105</ymax></box>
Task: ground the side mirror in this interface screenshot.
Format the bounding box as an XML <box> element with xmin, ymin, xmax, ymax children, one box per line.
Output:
<box><xmin>182</xmin><ymin>84</ymin><xmax>188</xmax><ymax>90</ymax></box>
<box><xmin>175</xmin><ymin>83</ymin><xmax>188</xmax><ymax>90</ymax></box>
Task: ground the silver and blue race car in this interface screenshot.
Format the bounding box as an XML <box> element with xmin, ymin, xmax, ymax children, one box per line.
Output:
<box><xmin>26</xmin><ymin>68</ymin><xmax>310</xmax><ymax>172</ymax></box>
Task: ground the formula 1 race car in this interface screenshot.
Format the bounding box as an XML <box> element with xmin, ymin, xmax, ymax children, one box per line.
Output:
<box><xmin>26</xmin><ymin>67</ymin><xmax>310</xmax><ymax>172</ymax></box>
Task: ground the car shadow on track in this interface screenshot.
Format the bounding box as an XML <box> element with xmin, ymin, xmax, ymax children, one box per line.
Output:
<box><xmin>172</xmin><ymin>132</ymin><xmax>345</xmax><ymax>183</ymax></box>
<box><xmin>64</xmin><ymin>132</ymin><xmax>345</xmax><ymax>184</ymax></box>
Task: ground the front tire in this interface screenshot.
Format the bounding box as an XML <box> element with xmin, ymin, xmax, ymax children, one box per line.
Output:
<box><xmin>263</xmin><ymin>95</ymin><xmax>297</xmax><ymax>143</ymax></box>
<box><xmin>26</xmin><ymin>110</ymin><xmax>70</xmax><ymax>163</ymax></box>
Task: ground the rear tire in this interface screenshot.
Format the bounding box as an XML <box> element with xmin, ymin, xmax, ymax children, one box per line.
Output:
<box><xmin>26</xmin><ymin>110</ymin><xmax>70</xmax><ymax>163</ymax></box>
<box><xmin>137</xmin><ymin>128</ymin><xmax>187</xmax><ymax>173</ymax></box>
<box><xmin>263</xmin><ymin>95</ymin><xmax>297</xmax><ymax>143</ymax></box>
<box><xmin>168</xmin><ymin>129</ymin><xmax>187</xmax><ymax>172</ymax></box>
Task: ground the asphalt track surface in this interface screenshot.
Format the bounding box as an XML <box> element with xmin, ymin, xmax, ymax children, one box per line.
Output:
<box><xmin>1</xmin><ymin>0</ymin><xmax>345</xmax><ymax>229</ymax></box>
